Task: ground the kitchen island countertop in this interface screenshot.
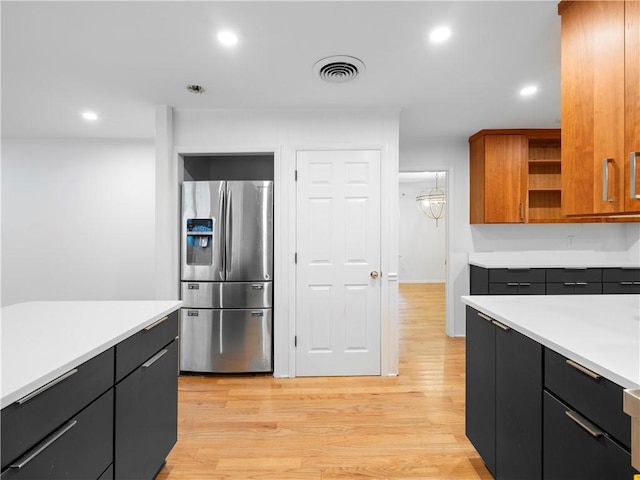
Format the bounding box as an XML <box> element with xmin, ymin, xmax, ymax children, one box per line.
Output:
<box><xmin>461</xmin><ymin>294</ymin><xmax>640</xmax><ymax>389</ymax></box>
<box><xmin>0</xmin><ymin>300</ymin><xmax>182</xmax><ymax>409</ymax></box>
<box><xmin>468</xmin><ymin>250</ymin><xmax>639</xmax><ymax>268</ymax></box>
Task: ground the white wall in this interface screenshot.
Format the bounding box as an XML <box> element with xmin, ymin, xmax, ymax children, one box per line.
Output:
<box><xmin>1</xmin><ymin>139</ymin><xmax>156</xmax><ymax>306</ymax></box>
<box><xmin>156</xmin><ymin>107</ymin><xmax>401</xmax><ymax>377</ymax></box>
<box><xmin>400</xmin><ymin>137</ymin><xmax>640</xmax><ymax>337</ymax></box>
<box><xmin>398</xmin><ymin>181</ymin><xmax>446</xmax><ymax>282</ymax></box>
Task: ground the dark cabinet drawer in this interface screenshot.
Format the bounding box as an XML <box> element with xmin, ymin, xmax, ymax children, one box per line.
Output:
<box><xmin>0</xmin><ymin>389</ymin><xmax>114</xmax><ymax>480</ymax></box>
<box><xmin>470</xmin><ymin>265</ymin><xmax>489</xmax><ymax>295</ymax></box>
<box><xmin>544</xmin><ymin>349</ymin><xmax>630</xmax><ymax>448</ymax></box>
<box><xmin>1</xmin><ymin>347</ymin><xmax>114</xmax><ymax>469</ymax></box>
<box><xmin>546</xmin><ymin>268</ymin><xmax>602</xmax><ymax>282</ymax></box>
<box><xmin>115</xmin><ymin>339</ymin><xmax>178</xmax><ymax>480</ymax></box>
<box><xmin>546</xmin><ymin>282</ymin><xmax>602</xmax><ymax>295</ymax></box>
<box><xmin>489</xmin><ymin>282</ymin><xmax>545</xmax><ymax>295</ymax></box>
<box><xmin>603</xmin><ymin>282</ymin><xmax>640</xmax><ymax>294</ymax></box>
<box><xmin>116</xmin><ymin>311</ymin><xmax>178</xmax><ymax>382</ymax></box>
<box><xmin>489</xmin><ymin>268</ymin><xmax>546</xmax><ymax>283</ymax></box>
<box><xmin>543</xmin><ymin>391</ymin><xmax>637</xmax><ymax>480</ymax></box>
<box><xmin>602</xmin><ymin>268</ymin><xmax>640</xmax><ymax>282</ymax></box>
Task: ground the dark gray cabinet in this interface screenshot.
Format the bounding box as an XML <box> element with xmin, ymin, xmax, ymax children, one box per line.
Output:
<box><xmin>1</xmin><ymin>348</ymin><xmax>114</xmax><ymax>471</ymax></box>
<box><xmin>546</xmin><ymin>268</ymin><xmax>602</xmax><ymax>295</ymax></box>
<box><xmin>470</xmin><ymin>265</ymin><xmax>638</xmax><ymax>295</ymax></box>
<box><xmin>115</xmin><ymin>339</ymin><xmax>178</xmax><ymax>480</ymax></box>
<box><xmin>114</xmin><ymin>312</ymin><xmax>178</xmax><ymax>480</ymax></box>
<box><xmin>488</xmin><ymin>268</ymin><xmax>546</xmax><ymax>295</ymax></box>
<box><xmin>0</xmin><ymin>310</ymin><xmax>179</xmax><ymax>480</ymax></box>
<box><xmin>465</xmin><ymin>306</ymin><xmax>497</xmax><ymax>476</ymax></box>
<box><xmin>545</xmin><ymin>349</ymin><xmax>630</xmax><ymax>449</ymax></box>
<box><xmin>465</xmin><ymin>306</ymin><xmax>542</xmax><ymax>479</ymax></box>
<box><xmin>602</xmin><ymin>268</ymin><xmax>640</xmax><ymax>294</ymax></box>
<box><xmin>544</xmin><ymin>348</ymin><xmax>636</xmax><ymax>479</ymax></box>
<box><xmin>0</xmin><ymin>390</ymin><xmax>114</xmax><ymax>480</ymax></box>
<box><xmin>466</xmin><ymin>306</ymin><xmax>639</xmax><ymax>479</ymax></box>
<box><xmin>543</xmin><ymin>392</ymin><xmax>636</xmax><ymax>480</ymax></box>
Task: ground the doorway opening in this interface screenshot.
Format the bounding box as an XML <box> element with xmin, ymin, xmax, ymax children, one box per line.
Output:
<box><xmin>398</xmin><ymin>171</ymin><xmax>449</xmax><ymax>334</ymax></box>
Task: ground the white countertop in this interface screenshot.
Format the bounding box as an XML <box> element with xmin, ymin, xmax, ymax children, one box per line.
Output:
<box><xmin>469</xmin><ymin>251</ymin><xmax>640</xmax><ymax>268</ymax></box>
<box><xmin>461</xmin><ymin>295</ymin><xmax>640</xmax><ymax>389</ymax></box>
<box><xmin>0</xmin><ymin>300</ymin><xmax>182</xmax><ymax>409</ymax></box>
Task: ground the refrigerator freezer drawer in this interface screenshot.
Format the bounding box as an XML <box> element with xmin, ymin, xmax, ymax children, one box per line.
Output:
<box><xmin>181</xmin><ymin>282</ymin><xmax>273</xmax><ymax>309</ymax></box>
<box><xmin>179</xmin><ymin>308</ymin><xmax>273</xmax><ymax>373</ymax></box>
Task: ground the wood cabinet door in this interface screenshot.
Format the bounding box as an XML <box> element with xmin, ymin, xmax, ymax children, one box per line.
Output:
<box><xmin>484</xmin><ymin>135</ymin><xmax>527</xmax><ymax>223</ymax></box>
<box><xmin>561</xmin><ymin>1</ymin><xmax>626</xmax><ymax>216</ymax></box>
<box><xmin>625</xmin><ymin>0</ymin><xmax>640</xmax><ymax>212</ymax></box>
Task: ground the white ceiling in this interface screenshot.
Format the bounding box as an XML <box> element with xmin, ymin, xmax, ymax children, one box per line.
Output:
<box><xmin>1</xmin><ymin>1</ymin><xmax>562</xmax><ymax>149</ymax></box>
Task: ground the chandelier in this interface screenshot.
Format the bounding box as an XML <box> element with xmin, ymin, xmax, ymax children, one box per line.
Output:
<box><xmin>416</xmin><ymin>173</ymin><xmax>446</xmax><ymax>226</ymax></box>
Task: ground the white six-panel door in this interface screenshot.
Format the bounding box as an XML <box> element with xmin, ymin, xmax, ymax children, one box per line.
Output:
<box><xmin>295</xmin><ymin>150</ymin><xmax>381</xmax><ymax>376</ymax></box>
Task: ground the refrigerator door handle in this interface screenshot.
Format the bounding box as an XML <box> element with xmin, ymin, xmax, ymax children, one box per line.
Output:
<box><xmin>226</xmin><ymin>186</ymin><xmax>233</xmax><ymax>279</ymax></box>
<box><xmin>219</xmin><ymin>185</ymin><xmax>226</xmax><ymax>275</ymax></box>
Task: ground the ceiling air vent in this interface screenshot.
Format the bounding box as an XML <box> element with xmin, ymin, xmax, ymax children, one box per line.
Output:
<box><xmin>313</xmin><ymin>55</ymin><xmax>365</xmax><ymax>83</ymax></box>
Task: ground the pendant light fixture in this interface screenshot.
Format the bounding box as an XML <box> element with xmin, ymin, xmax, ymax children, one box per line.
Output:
<box><xmin>416</xmin><ymin>172</ymin><xmax>446</xmax><ymax>226</ymax></box>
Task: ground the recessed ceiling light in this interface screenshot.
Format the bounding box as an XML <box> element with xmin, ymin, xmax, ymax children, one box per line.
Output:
<box><xmin>82</xmin><ymin>111</ymin><xmax>98</xmax><ymax>121</ymax></box>
<box><xmin>520</xmin><ymin>85</ymin><xmax>538</xmax><ymax>96</ymax></box>
<box><xmin>217</xmin><ymin>31</ymin><xmax>238</xmax><ymax>47</ymax></box>
<box><xmin>430</xmin><ymin>26</ymin><xmax>452</xmax><ymax>44</ymax></box>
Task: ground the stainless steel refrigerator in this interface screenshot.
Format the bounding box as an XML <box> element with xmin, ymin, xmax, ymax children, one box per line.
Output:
<box><xmin>180</xmin><ymin>180</ymin><xmax>273</xmax><ymax>373</ymax></box>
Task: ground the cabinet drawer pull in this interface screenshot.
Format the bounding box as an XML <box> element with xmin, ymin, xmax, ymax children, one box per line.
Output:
<box><xmin>518</xmin><ymin>282</ymin><xmax>531</xmax><ymax>287</ymax></box>
<box><xmin>566</xmin><ymin>359</ymin><xmax>601</xmax><ymax>380</ymax></box>
<box><xmin>631</xmin><ymin>152</ymin><xmax>640</xmax><ymax>199</ymax></box>
<box><xmin>563</xmin><ymin>282</ymin><xmax>576</xmax><ymax>286</ymax></box>
<box><xmin>144</xmin><ymin>316</ymin><xmax>168</xmax><ymax>331</ymax></box>
<box><xmin>477</xmin><ymin>312</ymin><xmax>493</xmax><ymax>323</ymax></box>
<box><xmin>142</xmin><ymin>348</ymin><xmax>168</xmax><ymax>368</ymax></box>
<box><xmin>621</xmin><ymin>281</ymin><xmax>634</xmax><ymax>285</ymax></box>
<box><xmin>575</xmin><ymin>282</ymin><xmax>588</xmax><ymax>286</ymax></box>
<box><xmin>492</xmin><ymin>320</ymin><xmax>511</xmax><ymax>331</ymax></box>
<box><xmin>16</xmin><ymin>368</ymin><xmax>78</xmax><ymax>405</ymax></box>
<box><xmin>565</xmin><ymin>411</ymin><xmax>604</xmax><ymax>438</ymax></box>
<box><xmin>602</xmin><ymin>158</ymin><xmax>614</xmax><ymax>202</ymax></box>
<box><xmin>10</xmin><ymin>419</ymin><xmax>77</xmax><ymax>469</ymax></box>
<box><xmin>507</xmin><ymin>282</ymin><xmax>519</xmax><ymax>287</ymax></box>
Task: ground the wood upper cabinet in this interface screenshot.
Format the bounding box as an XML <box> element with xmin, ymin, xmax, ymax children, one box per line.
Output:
<box><xmin>559</xmin><ymin>0</ymin><xmax>640</xmax><ymax>216</ymax></box>
<box><xmin>470</xmin><ymin>129</ymin><xmax>564</xmax><ymax>224</ymax></box>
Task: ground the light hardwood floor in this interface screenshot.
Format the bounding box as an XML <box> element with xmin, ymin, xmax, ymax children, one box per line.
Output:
<box><xmin>157</xmin><ymin>283</ymin><xmax>492</xmax><ymax>479</ymax></box>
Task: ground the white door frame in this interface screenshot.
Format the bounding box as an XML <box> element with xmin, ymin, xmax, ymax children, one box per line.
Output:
<box><xmin>290</xmin><ymin>144</ymin><xmax>398</xmax><ymax>378</ymax></box>
<box><xmin>399</xmin><ymin>167</ymin><xmax>455</xmax><ymax>337</ymax></box>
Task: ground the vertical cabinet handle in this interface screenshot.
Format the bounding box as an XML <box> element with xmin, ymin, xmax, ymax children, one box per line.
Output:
<box><xmin>519</xmin><ymin>202</ymin><xmax>524</xmax><ymax>220</ymax></box>
<box><xmin>602</xmin><ymin>158</ymin><xmax>614</xmax><ymax>202</ymax></box>
<box><xmin>631</xmin><ymin>152</ymin><xmax>640</xmax><ymax>199</ymax></box>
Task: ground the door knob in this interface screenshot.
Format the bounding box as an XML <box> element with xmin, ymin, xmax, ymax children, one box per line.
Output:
<box><xmin>370</xmin><ymin>271</ymin><xmax>379</xmax><ymax>279</ymax></box>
